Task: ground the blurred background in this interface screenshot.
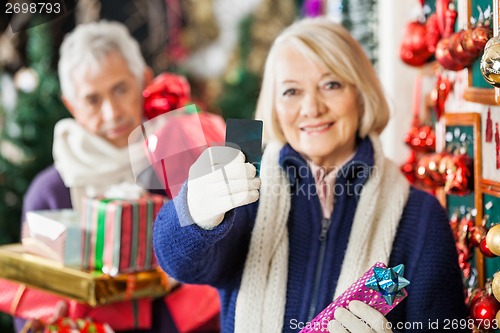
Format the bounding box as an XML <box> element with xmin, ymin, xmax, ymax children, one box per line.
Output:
<box><xmin>0</xmin><ymin>1</ymin><xmax>422</xmax><ymax>331</ymax></box>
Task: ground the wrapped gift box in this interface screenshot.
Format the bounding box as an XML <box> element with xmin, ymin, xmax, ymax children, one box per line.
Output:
<box><xmin>0</xmin><ymin>244</ymin><xmax>173</xmax><ymax>306</ymax></box>
<box><xmin>0</xmin><ymin>277</ymin><xmax>151</xmax><ymax>331</ymax></box>
<box><xmin>81</xmin><ymin>194</ymin><xmax>166</xmax><ymax>275</ymax></box>
<box><xmin>22</xmin><ymin>210</ymin><xmax>82</xmax><ymax>267</ymax></box>
<box><xmin>300</xmin><ymin>262</ymin><xmax>409</xmax><ymax>333</ymax></box>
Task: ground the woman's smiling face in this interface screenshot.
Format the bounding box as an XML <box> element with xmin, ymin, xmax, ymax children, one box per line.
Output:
<box><xmin>274</xmin><ymin>42</ymin><xmax>360</xmax><ymax>169</ymax></box>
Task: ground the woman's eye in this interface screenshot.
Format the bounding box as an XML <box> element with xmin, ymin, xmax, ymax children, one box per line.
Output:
<box><xmin>325</xmin><ymin>81</ymin><xmax>342</xmax><ymax>89</ymax></box>
<box><xmin>283</xmin><ymin>88</ymin><xmax>297</xmax><ymax>96</ymax></box>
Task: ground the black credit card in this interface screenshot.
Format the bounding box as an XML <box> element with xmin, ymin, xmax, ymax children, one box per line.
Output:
<box><xmin>225</xmin><ymin>119</ymin><xmax>263</xmax><ymax>176</ymax></box>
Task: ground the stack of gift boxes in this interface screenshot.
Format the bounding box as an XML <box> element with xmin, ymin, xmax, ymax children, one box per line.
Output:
<box><xmin>0</xmin><ymin>194</ymin><xmax>170</xmax><ymax>331</ymax></box>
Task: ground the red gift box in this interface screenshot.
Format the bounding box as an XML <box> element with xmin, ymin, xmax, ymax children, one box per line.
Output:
<box><xmin>0</xmin><ymin>278</ymin><xmax>152</xmax><ymax>331</ymax></box>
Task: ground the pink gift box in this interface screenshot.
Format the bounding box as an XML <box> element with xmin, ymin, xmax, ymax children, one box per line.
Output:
<box><xmin>300</xmin><ymin>262</ymin><xmax>408</xmax><ymax>333</ymax></box>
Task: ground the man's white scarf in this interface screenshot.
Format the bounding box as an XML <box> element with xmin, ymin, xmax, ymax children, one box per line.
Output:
<box><xmin>234</xmin><ymin>133</ymin><xmax>410</xmax><ymax>332</ymax></box>
<box><xmin>53</xmin><ymin>118</ymin><xmax>143</xmax><ymax>211</ymax></box>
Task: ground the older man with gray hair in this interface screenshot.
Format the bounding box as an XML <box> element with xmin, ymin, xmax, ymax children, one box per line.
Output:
<box><xmin>18</xmin><ymin>20</ymin><xmax>182</xmax><ymax>333</ymax></box>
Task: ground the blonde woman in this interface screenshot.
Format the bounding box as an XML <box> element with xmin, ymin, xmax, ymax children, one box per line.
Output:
<box><xmin>154</xmin><ymin>18</ymin><xmax>467</xmax><ymax>332</ymax></box>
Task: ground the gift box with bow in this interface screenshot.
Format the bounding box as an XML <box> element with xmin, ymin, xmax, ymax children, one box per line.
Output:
<box><xmin>300</xmin><ymin>262</ymin><xmax>410</xmax><ymax>333</ymax></box>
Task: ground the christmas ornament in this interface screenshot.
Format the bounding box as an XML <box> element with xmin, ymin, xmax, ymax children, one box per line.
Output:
<box><xmin>444</xmin><ymin>151</ymin><xmax>473</xmax><ymax>195</ymax></box>
<box><xmin>435</xmin><ymin>0</ymin><xmax>451</xmax><ymax>37</ymax></box>
<box><xmin>470</xmin><ymin>225</ymin><xmax>488</xmax><ymax>247</ymax></box>
<box><xmin>426</xmin><ymin>14</ymin><xmax>441</xmax><ymax>53</ymax></box>
<box><xmin>436</xmin><ymin>37</ymin><xmax>467</xmax><ymax>71</ymax></box>
<box><xmin>480</xmin><ymin>238</ymin><xmax>497</xmax><ymax>258</ymax></box>
<box><xmin>449</xmin><ymin>32</ymin><xmax>475</xmax><ymax>65</ymax></box>
<box><xmin>403</xmin><ymin>123</ymin><xmax>436</xmax><ymax>152</ymax></box>
<box><xmin>486</xmin><ymin>224</ymin><xmax>500</xmax><ymax>256</ymax></box>
<box><xmin>443</xmin><ymin>4</ymin><xmax>457</xmax><ymax>38</ymax></box>
<box><xmin>460</xmin><ymin>28</ymin><xmax>482</xmax><ymax>56</ymax></box>
<box><xmin>431</xmin><ymin>74</ymin><xmax>452</xmax><ymax>119</ymax></box>
<box><xmin>486</xmin><ymin>108</ymin><xmax>493</xmax><ymax>143</ymax></box>
<box><xmin>480</xmin><ymin>36</ymin><xmax>500</xmax><ymax>87</ymax></box>
<box><xmin>493</xmin><ymin>273</ymin><xmax>500</xmax><ymax>303</ymax></box>
<box><xmin>470</xmin><ymin>294</ymin><xmax>500</xmax><ymax>328</ymax></box>
<box><xmin>365</xmin><ymin>264</ymin><xmax>410</xmax><ymax>306</ymax></box>
<box><xmin>472</xmin><ymin>24</ymin><xmax>493</xmax><ymax>51</ymax></box>
<box><xmin>142</xmin><ymin>73</ymin><xmax>191</xmax><ymax>120</ymax></box>
<box><xmin>400</xmin><ymin>20</ymin><xmax>434</xmax><ymax>67</ymax></box>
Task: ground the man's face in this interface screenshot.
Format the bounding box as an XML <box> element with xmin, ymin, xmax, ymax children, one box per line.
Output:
<box><xmin>65</xmin><ymin>52</ymin><xmax>144</xmax><ymax>148</ymax></box>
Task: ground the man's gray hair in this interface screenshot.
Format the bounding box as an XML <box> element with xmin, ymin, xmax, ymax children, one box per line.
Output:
<box><xmin>58</xmin><ymin>20</ymin><xmax>146</xmax><ymax>101</ymax></box>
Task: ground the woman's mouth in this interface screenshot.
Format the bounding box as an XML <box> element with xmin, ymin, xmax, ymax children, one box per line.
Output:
<box><xmin>300</xmin><ymin>122</ymin><xmax>334</xmax><ymax>133</ymax></box>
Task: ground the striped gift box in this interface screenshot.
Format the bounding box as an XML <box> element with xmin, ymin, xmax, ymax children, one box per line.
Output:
<box><xmin>81</xmin><ymin>195</ymin><xmax>167</xmax><ymax>275</ymax></box>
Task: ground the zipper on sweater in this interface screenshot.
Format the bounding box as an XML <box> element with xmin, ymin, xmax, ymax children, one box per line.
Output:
<box><xmin>307</xmin><ymin>217</ymin><xmax>332</xmax><ymax>321</ymax></box>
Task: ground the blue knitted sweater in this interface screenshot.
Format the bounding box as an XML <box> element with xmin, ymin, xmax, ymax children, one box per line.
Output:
<box><xmin>153</xmin><ymin>136</ymin><xmax>468</xmax><ymax>332</ymax></box>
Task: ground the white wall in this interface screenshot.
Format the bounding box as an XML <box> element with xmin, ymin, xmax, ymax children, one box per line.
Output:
<box><xmin>377</xmin><ymin>0</ymin><xmax>421</xmax><ymax>164</ymax></box>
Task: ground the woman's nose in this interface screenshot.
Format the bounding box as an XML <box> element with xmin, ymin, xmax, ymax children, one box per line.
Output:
<box><xmin>300</xmin><ymin>92</ymin><xmax>325</xmax><ymax>118</ymax></box>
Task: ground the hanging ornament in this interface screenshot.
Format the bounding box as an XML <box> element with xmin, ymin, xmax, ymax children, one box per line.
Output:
<box><xmin>470</xmin><ymin>294</ymin><xmax>500</xmax><ymax>328</ymax></box>
<box><xmin>470</xmin><ymin>225</ymin><xmax>488</xmax><ymax>247</ymax></box>
<box><xmin>443</xmin><ymin>3</ymin><xmax>458</xmax><ymax>38</ymax></box>
<box><xmin>493</xmin><ymin>272</ymin><xmax>500</xmax><ymax>303</ymax></box>
<box><xmin>449</xmin><ymin>32</ymin><xmax>476</xmax><ymax>66</ymax></box>
<box><xmin>431</xmin><ymin>74</ymin><xmax>452</xmax><ymax>119</ymax></box>
<box><xmin>444</xmin><ymin>149</ymin><xmax>473</xmax><ymax>195</ymax></box>
<box><xmin>486</xmin><ymin>108</ymin><xmax>493</xmax><ymax>143</ymax></box>
<box><xmin>472</xmin><ymin>23</ymin><xmax>493</xmax><ymax>51</ymax></box>
<box><xmin>436</xmin><ymin>0</ymin><xmax>451</xmax><ymax>37</ymax></box>
<box><xmin>486</xmin><ymin>224</ymin><xmax>500</xmax><ymax>256</ymax></box>
<box><xmin>480</xmin><ymin>238</ymin><xmax>497</xmax><ymax>258</ymax></box>
<box><xmin>460</xmin><ymin>28</ymin><xmax>482</xmax><ymax>57</ymax></box>
<box><xmin>400</xmin><ymin>20</ymin><xmax>434</xmax><ymax>67</ymax></box>
<box><xmin>436</xmin><ymin>37</ymin><xmax>468</xmax><ymax>71</ymax></box>
<box><xmin>426</xmin><ymin>14</ymin><xmax>441</xmax><ymax>53</ymax></box>
<box><xmin>480</xmin><ymin>35</ymin><xmax>500</xmax><ymax>87</ymax></box>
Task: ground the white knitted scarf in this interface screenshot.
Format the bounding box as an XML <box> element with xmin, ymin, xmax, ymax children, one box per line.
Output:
<box><xmin>234</xmin><ymin>133</ymin><xmax>410</xmax><ymax>332</ymax></box>
<box><xmin>53</xmin><ymin>118</ymin><xmax>143</xmax><ymax>211</ymax></box>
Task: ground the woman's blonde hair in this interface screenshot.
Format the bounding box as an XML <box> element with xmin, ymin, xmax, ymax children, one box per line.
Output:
<box><xmin>255</xmin><ymin>17</ymin><xmax>389</xmax><ymax>143</ymax></box>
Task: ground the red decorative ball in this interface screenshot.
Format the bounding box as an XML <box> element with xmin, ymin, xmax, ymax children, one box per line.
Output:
<box><xmin>480</xmin><ymin>238</ymin><xmax>497</xmax><ymax>258</ymax></box>
<box><xmin>472</xmin><ymin>25</ymin><xmax>493</xmax><ymax>51</ymax></box>
<box><xmin>449</xmin><ymin>32</ymin><xmax>476</xmax><ymax>66</ymax></box>
<box><xmin>400</xmin><ymin>21</ymin><xmax>434</xmax><ymax>67</ymax></box>
<box><xmin>436</xmin><ymin>38</ymin><xmax>467</xmax><ymax>71</ymax></box>
<box><xmin>470</xmin><ymin>225</ymin><xmax>488</xmax><ymax>247</ymax></box>
<box><xmin>470</xmin><ymin>294</ymin><xmax>500</xmax><ymax>328</ymax></box>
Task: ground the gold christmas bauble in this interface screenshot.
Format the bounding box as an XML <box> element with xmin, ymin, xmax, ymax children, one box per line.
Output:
<box><xmin>486</xmin><ymin>224</ymin><xmax>500</xmax><ymax>256</ymax></box>
<box><xmin>481</xmin><ymin>36</ymin><xmax>500</xmax><ymax>87</ymax></box>
<box><xmin>493</xmin><ymin>273</ymin><xmax>500</xmax><ymax>303</ymax></box>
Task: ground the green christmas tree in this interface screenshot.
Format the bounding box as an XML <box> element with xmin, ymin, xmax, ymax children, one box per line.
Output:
<box><xmin>0</xmin><ymin>20</ymin><xmax>68</xmax><ymax>332</ymax></box>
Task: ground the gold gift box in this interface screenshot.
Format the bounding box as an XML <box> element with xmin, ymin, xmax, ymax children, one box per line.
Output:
<box><xmin>0</xmin><ymin>244</ymin><xmax>176</xmax><ymax>306</ymax></box>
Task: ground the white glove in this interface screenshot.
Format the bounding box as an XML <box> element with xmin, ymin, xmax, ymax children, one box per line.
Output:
<box><xmin>328</xmin><ymin>301</ymin><xmax>393</xmax><ymax>333</ymax></box>
<box><xmin>187</xmin><ymin>146</ymin><xmax>260</xmax><ymax>229</ymax></box>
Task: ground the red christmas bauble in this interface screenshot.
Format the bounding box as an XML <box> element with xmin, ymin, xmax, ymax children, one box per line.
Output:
<box><xmin>480</xmin><ymin>238</ymin><xmax>497</xmax><ymax>258</ymax></box>
<box><xmin>460</xmin><ymin>28</ymin><xmax>483</xmax><ymax>56</ymax></box>
<box><xmin>472</xmin><ymin>25</ymin><xmax>493</xmax><ymax>51</ymax></box>
<box><xmin>436</xmin><ymin>38</ymin><xmax>467</xmax><ymax>71</ymax></box>
<box><xmin>470</xmin><ymin>294</ymin><xmax>500</xmax><ymax>328</ymax></box>
<box><xmin>449</xmin><ymin>32</ymin><xmax>475</xmax><ymax>66</ymax></box>
<box><xmin>400</xmin><ymin>21</ymin><xmax>434</xmax><ymax>67</ymax></box>
<box><xmin>470</xmin><ymin>225</ymin><xmax>488</xmax><ymax>247</ymax></box>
